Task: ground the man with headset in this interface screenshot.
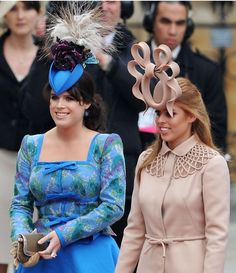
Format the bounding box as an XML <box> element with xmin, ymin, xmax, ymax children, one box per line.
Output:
<box><xmin>87</xmin><ymin>0</ymin><xmax>145</xmax><ymax>247</ymax></box>
<box><xmin>140</xmin><ymin>1</ymin><xmax>227</xmax><ymax>153</ymax></box>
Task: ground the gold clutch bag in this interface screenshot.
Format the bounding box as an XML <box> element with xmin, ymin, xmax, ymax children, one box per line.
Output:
<box><xmin>17</xmin><ymin>233</ymin><xmax>48</xmax><ymax>264</ymax></box>
<box><xmin>11</xmin><ymin>232</ymin><xmax>48</xmax><ymax>268</ymax></box>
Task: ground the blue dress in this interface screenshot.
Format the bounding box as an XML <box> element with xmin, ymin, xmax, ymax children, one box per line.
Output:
<box><xmin>10</xmin><ymin>133</ymin><xmax>126</xmax><ymax>273</ymax></box>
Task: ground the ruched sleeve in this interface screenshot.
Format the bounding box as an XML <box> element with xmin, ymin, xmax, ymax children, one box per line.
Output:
<box><xmin>10</xmin><ymin>135</ymin><xmax>35</xmax><ymax>240</ymax></box>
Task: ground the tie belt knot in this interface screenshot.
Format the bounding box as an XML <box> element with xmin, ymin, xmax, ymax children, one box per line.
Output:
<box><xmin>145</xmin><ymin>234</ymin><xmax>205</xmax><ymax>258</ymax></box>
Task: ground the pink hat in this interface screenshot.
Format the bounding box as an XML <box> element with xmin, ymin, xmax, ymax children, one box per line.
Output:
<box><xmin>128</xmin><ymin>42</ymin><xmax>182</xmax><ymax>117</ymax></box>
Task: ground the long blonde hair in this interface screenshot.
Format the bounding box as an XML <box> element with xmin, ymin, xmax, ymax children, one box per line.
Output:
<box><xmin>137</xmin><ymin>77</ymin><xmax>217</xmax><ymax>179</ymax></box>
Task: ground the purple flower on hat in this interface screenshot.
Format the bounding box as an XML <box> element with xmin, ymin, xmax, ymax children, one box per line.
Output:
<box><xmin>51</xmin><ymin>39</ymin><xmax>90</xmax><ymax>71</ymax></box>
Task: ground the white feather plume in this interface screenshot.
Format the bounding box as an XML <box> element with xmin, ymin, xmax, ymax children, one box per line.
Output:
<box><xmin>46</xmin><ymin>2</ymin><xmax>115</xmax><ymax>56</ymax></box>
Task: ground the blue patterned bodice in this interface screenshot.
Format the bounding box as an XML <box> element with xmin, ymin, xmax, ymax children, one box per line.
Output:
<box><xmin>10</xmin><ymin>133</ymin><xmax>126</xmax><ymax>247</ymax></box>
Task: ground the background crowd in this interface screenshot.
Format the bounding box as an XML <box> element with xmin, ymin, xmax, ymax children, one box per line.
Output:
<box><xmin>0</xmin><ymin>1</ymin><xmax>234</xmax><ymax>273</ymax></box>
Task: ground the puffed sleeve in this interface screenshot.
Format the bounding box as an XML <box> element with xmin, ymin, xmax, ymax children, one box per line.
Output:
<box><xmin>202</xmin><ymin>154</ymin><xmax>230</xmax><ymax>273</ymax></box>
<box><xmin>55</xmin><ymin>134</ymin><xmax>126</xmax><ymax>247</ymax></box>
<box><xmin>115</xmin><ymin>152</ymin><xmax>147</xmax><ymax>273</ymax></box>
<box><xmin>10</xmin><ymin>135</ymin><xmax>35</xmax><ymax>241</ymax></box>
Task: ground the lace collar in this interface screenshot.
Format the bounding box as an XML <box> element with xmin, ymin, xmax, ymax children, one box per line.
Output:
<box><xmin>146</xmin><ymin>135</ymin><xmax>218</xmax><ymax>178</ymax></box>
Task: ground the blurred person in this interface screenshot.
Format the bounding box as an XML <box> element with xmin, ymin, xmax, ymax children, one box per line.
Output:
<box><xmin>140</xmin><ymin>1</ymin><xmax>227</xmax><ymax>153</ymax></box>
<box><xmin>88</xmin><ymin>0</ymin><xmax>144</xmax><ymax>246</ymax></box>
<box><xmin>0</xmin><ymin>1</ymin><xmax>41</xmax><ymax>273</ymax></box>
<box><xmin>10</xmin><ymin>6</ymin><xmax>126</xmax><ymax>273</ymax></box>
<box><xmin>115</xmin><ymin>42</ymin><xmax>230</xmax><ymax>273</ymax></box>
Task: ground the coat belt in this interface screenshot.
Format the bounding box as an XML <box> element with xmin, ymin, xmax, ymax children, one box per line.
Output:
<box><xmin>145</xmin><ymin>234</ymin><xmax>205</xmax><ymax>258</ymax></box>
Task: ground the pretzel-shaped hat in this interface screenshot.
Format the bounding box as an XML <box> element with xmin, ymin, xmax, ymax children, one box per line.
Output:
<box><xmin>128</xmin><ymin>42</ymin><xmax>182</xmax><ymax>117</ymax></box>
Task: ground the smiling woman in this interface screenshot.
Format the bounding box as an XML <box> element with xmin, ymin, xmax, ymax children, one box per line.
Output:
<box><xmin>43</xmin><ymin>71</ymin><xmax>106</xmax><ymax>134</ymax></box>
<box><xmin>114</xmin><ymin>42</ymin><xmax>230</xmax><ymax>273</ymax></box>
<box><xmin>156</xmin><ymin>102</ymin><xmax>196</xmax><ymax>150</ymax></box>
<box><xmin>9</xmin><ymin>3</ymin><xmax>126</xmax><ymax>273</ymax></box>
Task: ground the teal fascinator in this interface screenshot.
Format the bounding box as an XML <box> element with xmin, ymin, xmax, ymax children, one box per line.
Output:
<box><xmin>47</xmin><ymin>3</ymin><xmax>114</xmax><ymax>95</ymax></box>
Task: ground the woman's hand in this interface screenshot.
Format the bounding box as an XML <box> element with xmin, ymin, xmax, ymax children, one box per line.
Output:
<box><xmin>38</xmin><ymin>231</ymin><xmax>61</xmax><ymax>260</ymax></box>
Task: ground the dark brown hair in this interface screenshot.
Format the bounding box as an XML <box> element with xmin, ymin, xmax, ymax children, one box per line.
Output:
<box><xmin>20</xmin><ymin>1</ymin><xmax>41</xmax><ymax>12</ymax></box>
<box><xmin>44</xmin><ymin>71</ymin><xmax>106</xmax><ymax>132</ymax></box>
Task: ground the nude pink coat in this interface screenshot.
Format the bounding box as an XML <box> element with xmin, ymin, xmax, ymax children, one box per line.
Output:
<box><xmin>115</xmin><ymin>135</ymin><xmax>230</xmax><ymax>273</ymax></box>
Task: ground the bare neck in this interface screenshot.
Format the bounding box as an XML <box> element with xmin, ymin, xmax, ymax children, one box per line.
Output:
<box><xmin>6</xmin><ymin>32</ymin><xmax>35</xmax><ymax>50</ymax></box>
<box><xmin>52</xmin><ymin>125</ymin><xmax>95</xmax><ymax>143</ymax></box>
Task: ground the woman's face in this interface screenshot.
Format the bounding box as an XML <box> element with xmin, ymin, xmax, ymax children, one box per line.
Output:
<box><xmin>156</xmin><ymin>103</ymin><xmax>195</xmax><ymax>149</ymax></box>
<box><xmin>49</xmin><ymin>91</ymin><xmax>90</xmax><ymax>129</ymax></box>
<box><xmin>4</xmin><ymin>2</ymin><xmax>39</xmax><ymax>36</ymax></box>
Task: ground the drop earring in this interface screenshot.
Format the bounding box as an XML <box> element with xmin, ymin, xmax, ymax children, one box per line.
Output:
<box><xmin>84</xmin><ymin>110</ymin><xmax>89</xmax><ymax>117</ymax></box>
